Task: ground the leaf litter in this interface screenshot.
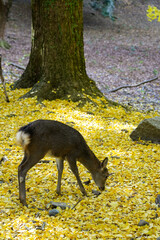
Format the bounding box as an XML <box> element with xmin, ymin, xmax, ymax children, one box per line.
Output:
<box><xmin>0</xmin><ymin>85</ymin><xmax>160</xmax><ymax>239</ymax></box>
<box><xmin>0</xmin><ymin>1</ymin><xmax>160</xmax><ymax>239</ymax></box>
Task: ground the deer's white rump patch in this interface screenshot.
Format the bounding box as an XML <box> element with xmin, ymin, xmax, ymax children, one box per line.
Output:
<box><xmin>16</xmin><ymin>131</ymin><xmax>30</xmax><ymax>148</ymax></box>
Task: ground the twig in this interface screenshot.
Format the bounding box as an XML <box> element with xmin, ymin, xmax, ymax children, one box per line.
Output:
<box><xmin>0</xmin><ymin>54</ymin><xmax>9</xmax><ymax>102</ymax></box>
<box><xmin>9</xmin><ymin>62</ymin><xmax>25</xmax><ymax>70</ymax></box>
<box><xmin>108</xmin><ymin>76</ymin><xmax>158</xmax><ymax>93</ymax></box>
<box><xmin>71</xmin><ymin>198</ymin><xmax>83</xmax><ymax>210</ymax></box>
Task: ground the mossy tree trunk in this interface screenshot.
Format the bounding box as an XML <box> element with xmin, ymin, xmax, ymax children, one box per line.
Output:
<box><xmin>13</xmin><ymin>0</ymin><xmax>103</xmax><ymax>102</ymax></box>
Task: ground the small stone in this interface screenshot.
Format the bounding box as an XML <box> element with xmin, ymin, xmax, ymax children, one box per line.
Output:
<box><xmin>138</xmin><ymin>220</ymin><xmax>149</xmax><ymax>226</ymax></box>
<box><xmin>49</xmin><ymin>201</ymin><xmax>71</xmax><ymax>210</ymax></box>
<box><xmin>49</xmin><ymin>209</ymin><xmax>59</xmax><ymax>216</ymax></box>
<box><xmin>155</xmin><ymin>195</ymin><xmax>160</xmax><ymax>207</ymax></box>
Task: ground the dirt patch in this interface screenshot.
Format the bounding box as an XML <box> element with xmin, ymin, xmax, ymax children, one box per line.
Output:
<box><xmin>1</xmin><ymin>0</ymin><xmax>160</xmax><ymax>112</ymax></box>
<box><xmin>84</xmin><ymin>0</ymin><xmax>160</xmax><ymax>112</ymax></box>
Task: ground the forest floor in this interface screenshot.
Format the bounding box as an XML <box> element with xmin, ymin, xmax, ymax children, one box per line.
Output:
<box><xmin>1</xmin><ymin>0</ymin><xmax>160</xmax><ymax>112</ymax></box>
<box><xmin>1</xmin><ymin>1</ymin><xmax>160</xmax><ymax>239</ymax></box>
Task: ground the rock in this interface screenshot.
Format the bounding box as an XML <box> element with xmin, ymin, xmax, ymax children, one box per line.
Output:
<box><xmin>138</xmin><ymin>220</ymin><xmax>149</xmax><ymax>226</ymax></box>
<box><xmin>156</xmin><ymin>237</ymin><xmax>160</xmax><ymax>240</ymax></box>
<box><xmin>155</xmin><ymin>195</ymin><xmax>160</xmax><ymax>207</ymax></box>
<box><xmin>49</xmin><ymin>209</ymin><xmax>59</xmax><ymax>216</ymax></box>
<box><xmin>49</xmin><ymin>201</ymin><xmax>71</xmax><ymax>210</ymax></box>
<box><xmin>130</xmin><ymin>117</ymin><xmax>160</xmax><ymax>144</ymax></box>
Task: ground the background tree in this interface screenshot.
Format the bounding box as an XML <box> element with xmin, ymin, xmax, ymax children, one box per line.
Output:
<box><xmin>13</xmin><ymin>0</ymin><xmax>104</xmax><ymax>102</ymax></box>
<box><xmin>0</xmin><ymin>0</ymin><xmax>11</xmax><ymax>49</ymax></box>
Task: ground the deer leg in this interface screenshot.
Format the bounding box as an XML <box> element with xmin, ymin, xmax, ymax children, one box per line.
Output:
<box><xmin>18</xmin><ymin>154</ymin><xmax>28</xmax><ymax>206</ymax></box>
<box><xmin>18</xmin><ymin>152</ymin><xmax>45</xmax><ymax>206</ymax></box>
<box><xmin>56</xmin><ymin>158</ymin><xmax>64</xmax><ymax>195</ymax></box>
<box><xmin>67</xmin><ymin>158</ymin><xmax>87</xmax><ymax>196</ymax></box>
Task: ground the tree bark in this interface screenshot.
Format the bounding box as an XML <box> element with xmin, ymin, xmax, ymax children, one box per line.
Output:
<box><xmin>13</xmin><ymin>0</ymin><xmax>103</xmax><ymax>102</ymax></box>
<box><xmin>0</xmin><ymin>0</ymin><xmax>7</xmax><ymax>39</ymax></box>
<box><xmin>0</xmin><ymin>0</ymin><xmax>12</xmax><ymax>49</ymax></box>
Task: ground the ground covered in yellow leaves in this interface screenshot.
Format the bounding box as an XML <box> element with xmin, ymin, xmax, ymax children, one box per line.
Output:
<box><xmin>0</xmin><ymin>85</ymin><xmax>160</xmax><ymax>239</ymax></box>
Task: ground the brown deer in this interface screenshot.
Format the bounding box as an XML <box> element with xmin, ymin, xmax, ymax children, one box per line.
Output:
<box><xmin>16</xmin><ymin>120</ymin><xmax>109</xmax><ymax>206</ymax></box>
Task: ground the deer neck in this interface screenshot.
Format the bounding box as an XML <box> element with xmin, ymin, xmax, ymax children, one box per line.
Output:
<box><xmin>79</xmin><ymin>149</ymin><xmax>101</xmax><ymax>174</ymax></box>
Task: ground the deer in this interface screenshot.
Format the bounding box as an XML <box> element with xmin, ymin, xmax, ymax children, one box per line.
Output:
<box><xmin>16</xmin><ymin>119</ymin><xmax>109</xmax><ymax>206</ymax></box>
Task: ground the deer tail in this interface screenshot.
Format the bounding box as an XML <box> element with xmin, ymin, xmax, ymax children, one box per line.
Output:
<box><xmin>16</xmin><ymin>130</ymin><xmax>30</xmax><ymax>148</ymax></box>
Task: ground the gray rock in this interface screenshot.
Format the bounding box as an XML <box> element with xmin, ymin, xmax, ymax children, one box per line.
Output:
<box><xmin>49</xmin><ymin>209</ymin><xmax>59</xmax><ymax>216</ymax></box>
<box><xmin>138</xmin><ymin>220</ymin><xmax>149</xmax><ymax>226</ymax></box>
<box><xmin>156</xmin><ymin>237</ymin><xmax>160</xmax><ymax>240</ymax></box>
<box><xmin>130</xmin><ymin>117</ymin><xmax>160</xmax><ymax>144</ymax></box>
<box><xmin>49</xmin><ymin>201</ymin><xmax>71</xmax><ymax>210</ymax></box>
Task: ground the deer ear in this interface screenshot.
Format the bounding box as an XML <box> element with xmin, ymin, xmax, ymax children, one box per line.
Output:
<box><xmin>101</xmin><ymin>157</ymin><xmax>108</xmax><ymax>169</ymax></box>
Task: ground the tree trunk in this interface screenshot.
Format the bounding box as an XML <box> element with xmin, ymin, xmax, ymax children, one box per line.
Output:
<box><xmin>0</xmin><ymin>0</ymin><xmax>12</xmax><ymax>49</ymax></box>
<box><xmin>0</xmin><ymin>0</ymin><xmax>7</xmax><ymax>39</ymax></box>
<box><xmin>13</xmin><ymin>0</ymin><xmax>103</xmax><ymax>102</ymax></box>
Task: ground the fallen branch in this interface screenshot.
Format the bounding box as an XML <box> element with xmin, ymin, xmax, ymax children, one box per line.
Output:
<box><xmin>9</xmin><ymin>62</ymin><xmax>25</xmax><ymax>70</ymax></box>
<box><xmin>71</xmin><ymin>198</ymin><xmax>83</xmax><ymax>210</ymax></box>
<box><xmin>108</xmin><ymin>77</ymin><xmax>158</xmax><ymax>93</ymax></box>
<box><xmin>0</xmin><ymin>54</ymin><xmax>9</xmax><ymax>102</ymax></box>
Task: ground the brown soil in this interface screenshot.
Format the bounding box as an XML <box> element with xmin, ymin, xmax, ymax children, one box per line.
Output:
<box><xmin>1</xmin><ymin>0</ymin><xmax>160</xmax><ymax>112</ymax></box>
